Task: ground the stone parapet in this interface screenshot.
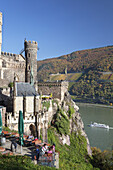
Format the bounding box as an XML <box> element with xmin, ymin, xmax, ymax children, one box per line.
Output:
<box><xmin>38</xmin><ymin>81</ymin><xmax>62</xmax><ymax>86</ymax></box>
<box><xmin>24</xmin><ymin>40</ymin><xmax>38</xmax><ymax>50</ymax></box>
<box><xmin>6</xmin><ymin>109</ymin><xmax>49</xmax><ymax>135</ymax></box>
<box><xmin>1</xmin><ymin>52</ymin><xmax>19</xmax><ymax>57</ymax></box>
<box><xmin>38</xmin><ymin>81</ymin><xmax>69</xmax><ymax>101</ymax></box>
<box><xmin>7</xmin><ymin>112</ymin><xmax>35</xmax><ymax>124</ymax></box>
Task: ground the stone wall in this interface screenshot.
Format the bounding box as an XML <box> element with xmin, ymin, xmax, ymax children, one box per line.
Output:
<box><xmin>0</xmin><ymin>88</ymin><xmax>13</xmax><ymax>112</ymax></box>
<box><xmin>24</xmin><ymin>40</ymin><xmax>38</xmax><ymax>83</ymax></box>
<box><xmin>61</xmin><ymin>81</ymin><xmax>69</xmax><ymax>101</ymax></box>
<box><xmin>7</xmin><ymin>112</ymin><xmax>36</xmax><ymax>134</ymax></box>
<box><xmin>0</xmin><ymin>53</ymin><xmax>25</xmax><ymax>87</ymax></box>
<box><xmin>7</xmin><ymin>108</ymin><xmax>48</xmax><ymax>135</ymax></box>
<box><xmin>38</xmin><ymin>81</ymin><xmax>68</xmax><ymax>101</ymax></box>
<box><xmin>0</xmin><ymin>68</ymin><xmax>25</xmax><ymax>87</ymax></box>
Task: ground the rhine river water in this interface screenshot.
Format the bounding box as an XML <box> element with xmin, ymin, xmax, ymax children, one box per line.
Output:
<box><xmin>77</xmin><ymin>103</ymin><xmax>113</xmax><ymax>151</ymax></box>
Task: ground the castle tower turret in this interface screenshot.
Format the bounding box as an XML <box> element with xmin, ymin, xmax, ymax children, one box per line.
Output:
<box><xmin>24</xmin><ymin>40</ymin><xmax>38</xmax><ymax>84</ymax></box>
<box><xmin>0</xmin><ymin>12</ymin><xmax>2</xmax><ymax>56</ymax></box>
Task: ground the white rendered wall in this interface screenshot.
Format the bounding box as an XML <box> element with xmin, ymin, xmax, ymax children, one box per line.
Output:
<box><xmin>15</xmin><ymin>96</ymin><xmax>35</xmax><ymax>114</ymax></box>
<box><xmin>15</xmin><ymin>97</ymin><xmax>23</xmax><ymax>113</ymax></box>
<box><xmin>26</xmin><ymin>96</ymin><xmax>34</xmax><ymax>113</ymax></box>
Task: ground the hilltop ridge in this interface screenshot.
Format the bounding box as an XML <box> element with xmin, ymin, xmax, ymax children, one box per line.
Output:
<box><xmin>37</xmin><ymin>45</ymin><xmax>113</xmax><ymax>81</ymax></box>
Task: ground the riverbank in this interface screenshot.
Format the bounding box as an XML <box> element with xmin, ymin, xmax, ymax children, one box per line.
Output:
<box><xmin>75</xmin><ymin>102</ymin><xmax>113</xmax><ymax>109</ymax></box>
<box><xmin>71</xmin><ymin>95</ymin><xmax>113</xmax><ymax>106</ymax></box>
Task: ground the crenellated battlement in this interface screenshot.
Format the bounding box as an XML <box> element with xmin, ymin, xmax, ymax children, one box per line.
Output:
<box><xmin>7</xmin><ymin>111</ymin><xmax>47</xmax><ymax>124</ymax></box>
<box><xmin>1</xmin><ymin>51</ymin><xmax>19</xmax><ymax>57</ymax></box>
<box><xmin>24</xmin><ymin>40</ymin><xmax>38</xmax><ymax>49</ymax></box>
<box><xmin>1</xmin><ymin>52</ymin><xmax>25</xmax><ymax>70</ymax></box>
<box><xmin>6</xmin><ymin>110</ymin><xmax>49</xmax><ymax>135</ymax></box>
<box><xmin>25</xmin><ymin>40</ymin><xmax>38</xmax><ymax>44</ymax></box>
<box><xmin>38</xmin><ymin>81</ymin><xmax>68</xmax><ymax>87</ymax></box>
<box><xmin>38</xmin><ymin>81</ymin><xmax>62</xmax><ymax>87</ymax></box>
<box><xmin>7</xmin><ymin>112</ymin><xmax>35</xmax><ymax>124</ymax></box>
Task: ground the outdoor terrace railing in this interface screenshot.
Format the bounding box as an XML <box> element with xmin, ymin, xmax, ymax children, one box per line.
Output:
<box><xmin>34</xmin><ymin>152</ymin><xmax>59</xmax><ymax>169</ymax></box>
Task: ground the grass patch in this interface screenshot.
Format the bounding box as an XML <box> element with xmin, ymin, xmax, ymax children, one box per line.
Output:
<box><xmin>0</xmin><ymin>155</ymin><xmax>54</xmax><ymax>170</ymax></box>
<box><xmin>100</xmin><ymin>73</ymin><xmax>113</xmax><ymax>80</ymax></box>
<box><xmin>69</xmin><ymin>73</ymin><xmax>82</xmax><ymax>81</ymax></box>
<box><xmin>42</xmin><ymin>101</ymin><xmax>50</xmax><ymax>111</ymax></box>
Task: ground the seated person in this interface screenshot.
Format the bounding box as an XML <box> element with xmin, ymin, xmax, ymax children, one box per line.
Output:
<box><xmin>40</xmin><ymin>144</ymin><xmax>48</xmax><ymax>155</ymax></box>
<box><xmin>45</xmin><ymin>144</ymin><xmax>49</xmax><ymax>152</ymax></box>
<box><xmin>36</xmin><ymin>146</ymin><xmax>40</xmax><ymax>161</ymax></box>
<box><xmin>47</xmin><ymin>147</ymin><xmax>53</xmax><ymax>154</ymax></box>
<box><xmin>11</xmin><ymin>140</ymin><xmax>17</xmax><ymax>152</ymax></box>
<box><xmin>52</xmin><ymin>143</ymin><xmax>55</xmax><ymax>152</ymax></box>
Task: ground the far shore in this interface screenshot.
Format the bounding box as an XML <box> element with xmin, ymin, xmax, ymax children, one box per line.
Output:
<box><xmin>76</xmin><ymin>102</ymin><xmax>113</xmax><ymax>109</ymax></box>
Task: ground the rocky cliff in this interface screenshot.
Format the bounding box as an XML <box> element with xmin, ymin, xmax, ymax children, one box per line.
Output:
<box><xmin>46</xmin><ymin>91</ymin><xmax>92</xmax><ymax>156</ymax></box>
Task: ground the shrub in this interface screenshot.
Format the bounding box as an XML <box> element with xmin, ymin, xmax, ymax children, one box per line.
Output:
<box><xmin>68</xmin><ymin>105</ymin><xmax>75</xmax><ymax>118</ymax></box>
<box><xmin>8</xmin><ymin>82</ymin><xmax>13</xmax><ymax>88</ymax></box>
<box><xmin>42</xmin><ymin>101</ymin><xmax>50</xmax><ymax>111</ymax></box>
<box><xmin>91</xmin><ymin>147</ymin><xmax>113</xmax><ymax>169</ymax></box>
<box><xmin>0</xmin><ymin>155</ymin><xmax>54</xmax><ymax>170</ymax></box>
<box><xmin>54</xmin><ymin>108</ymin><xmax>70</xmax><ymax>135</ymax></box>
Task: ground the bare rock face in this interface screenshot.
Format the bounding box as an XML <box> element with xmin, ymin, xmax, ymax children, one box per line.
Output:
<box><xmin>59</xmin><ymin>134</ymin><xmax>70</xmax><ymax>145</ymax></box>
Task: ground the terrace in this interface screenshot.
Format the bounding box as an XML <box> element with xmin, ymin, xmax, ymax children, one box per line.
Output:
<box><xmin>0</xmin><ymin>131</ymin><xmax>59</xmax><ymax>169</ymax></box>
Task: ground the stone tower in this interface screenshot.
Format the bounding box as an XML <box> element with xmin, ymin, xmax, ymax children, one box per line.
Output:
<box><xmin>0</xmin><ymin>12</ymin><xmax>2</xmax><ymax>56</ymax></box>
<box><xmin>24</xmin><ymin>40</ymin><xmax>38</xmax><ymax>84</ymax></box>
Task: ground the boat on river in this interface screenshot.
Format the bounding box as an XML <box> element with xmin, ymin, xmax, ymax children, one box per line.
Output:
<box><xmin>88</xmin><ymin>122</ymin><xmax>109</xmax><ymax>129</ymax></box>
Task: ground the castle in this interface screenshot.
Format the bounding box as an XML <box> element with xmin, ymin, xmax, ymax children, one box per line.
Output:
<box><xmin>0</xmin><ymin>14</ymin><xmax>38</xmax><ymax>87</ymax></box>
<box><xmin>0</xmin><ymin>12</ymin><xmax>93</xmax><ymax>158</ymax></box>
<box><xmin>0</xmin><ymin>12</ymin><xmax>68</xmax><ymax>136</ymax></box>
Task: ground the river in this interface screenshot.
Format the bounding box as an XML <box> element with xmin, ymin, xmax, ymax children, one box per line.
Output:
<box><xmin>77</xmin><ymin>103</ymin><xmax>113</xmax><ymax>151</ymax></box>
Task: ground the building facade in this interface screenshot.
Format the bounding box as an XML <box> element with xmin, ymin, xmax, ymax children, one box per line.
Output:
<box><xmin>0</xmin><ymin>13</ymin><xmax>38</xmax><ymax>87</ymax></box>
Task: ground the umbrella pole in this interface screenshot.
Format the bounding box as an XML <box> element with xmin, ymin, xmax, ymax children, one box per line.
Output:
<box><xmin>18</xmin><ymin>111</ymin><xmax>24</xmax><ymax>154</ymax></box>
<box><xmin>20</xmin><ymin>136</ymin><xmax>23</xmax><ymax>154</ymax></box>
<box><xmin>21</xmin><ymin>144</ymin><xmax>22</xmax><ymax>154</ymax></box>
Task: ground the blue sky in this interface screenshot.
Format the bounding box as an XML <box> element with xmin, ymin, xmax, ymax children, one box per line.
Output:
<box><xmin>1</xmin><ymin>0</ymin><xmax>113</xmax><ymax>60</ymax></box>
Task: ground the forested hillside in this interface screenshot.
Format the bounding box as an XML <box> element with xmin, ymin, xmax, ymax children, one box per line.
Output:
<box><xmin>37</xmin><ymin>45</ymin><xmax>113</xmax><ymax>105</ymax></box>
<box><xmin>37</xmin><ymin>45</ymin><xmax>113</xmax><ymax>81</ymax></box>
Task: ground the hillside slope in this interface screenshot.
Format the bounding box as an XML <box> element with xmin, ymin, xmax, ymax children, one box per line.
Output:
<box><xmin>37</xmin><ymin>46</ymin><xmax>113</xmax><ymax>81</ymax></box>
